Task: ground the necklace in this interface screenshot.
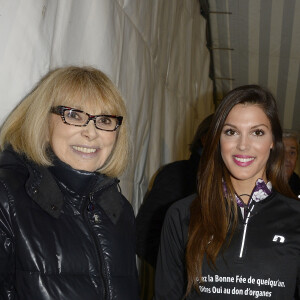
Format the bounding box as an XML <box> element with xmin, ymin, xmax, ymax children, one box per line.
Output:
<box><xmin>239</xmin><ymin>193</ymin><xmax>251</xmax><ymax>198</ymax></box>
<box><xmin>237</xmin><ymin>193</ymin><xmax>251</xmax><ymax>207</ymax></box>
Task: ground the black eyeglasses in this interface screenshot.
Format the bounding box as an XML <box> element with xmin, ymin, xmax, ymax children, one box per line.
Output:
<box><xmin>51</xmin><ymin>106</ymin><xmax>123</xmax><ymax>132</ymax></box>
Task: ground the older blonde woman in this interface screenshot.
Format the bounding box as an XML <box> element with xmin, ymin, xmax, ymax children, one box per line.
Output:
<box><xmin>0</xmin><ymin>66</ymin><xmax>139</xmax><ymax>300</ymax></box>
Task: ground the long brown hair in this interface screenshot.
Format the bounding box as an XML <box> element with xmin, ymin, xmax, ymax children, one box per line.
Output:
<box><xmin>186</xmin><ymin>85</ymin><xmax>294</xmax><ymax>294</ymax></box>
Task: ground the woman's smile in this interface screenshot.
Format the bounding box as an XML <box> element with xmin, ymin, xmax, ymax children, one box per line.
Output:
<box><xmin>72</xmin><ymin>145</ymin><xmax>98</xmax><ymax>154</ymax></box>
<box><xmin>233</xmin><ymin>155</ymin><xmax>255</xmax><ymax>167</ymax></box>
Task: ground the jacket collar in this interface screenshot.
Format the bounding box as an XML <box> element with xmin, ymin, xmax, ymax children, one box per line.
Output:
<box><xmin>27</xmin><ymin>158</ymin><xmax>119</xmax><ymax>220</ymax></box>
<box><xmin>48</xmin><ymin>155</ymin><xmax>114</xmax><ymax>196</ymax></box>
<box><xmin>25</xmin><ymin>163</ymin><xmax>65</xmax><ymax>218</ymax></box>
<box><xmin>0</xmin><ymin>147</ymin><xmax>121</xmax><ymax>221</ymax></box>
<box><xmin>0</xmin><ymin>148</ymin><xmax>65</xmax><ymax>219</ymax></box>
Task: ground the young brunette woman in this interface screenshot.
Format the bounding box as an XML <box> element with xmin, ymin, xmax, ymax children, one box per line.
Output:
<box><xmin>154</xmin><ymin>85</ymin><xmax>300</xmax><ymax>299</ymax></box>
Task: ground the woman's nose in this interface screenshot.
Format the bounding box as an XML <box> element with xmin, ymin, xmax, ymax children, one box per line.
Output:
<box><xmin>237</xmin><ymin>135</ymin><xmax>249</xmax><ymax>151</ymax></box>
<box><xmin>82</xmin><ymin>120</ymin><xmax>98</xmax><ymax>139</ymax></box>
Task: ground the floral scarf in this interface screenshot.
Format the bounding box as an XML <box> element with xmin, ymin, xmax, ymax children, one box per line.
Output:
<box><xmin>235</xmin><ymin>178</ymin><xmax>272</xmax><ymax>218</ymax></box>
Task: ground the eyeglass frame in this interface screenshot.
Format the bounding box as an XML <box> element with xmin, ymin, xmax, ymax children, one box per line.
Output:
<box><xmin>50</xmin><ymin>106</ymin><xmax>123</xmax><ymax>132</ymax></box>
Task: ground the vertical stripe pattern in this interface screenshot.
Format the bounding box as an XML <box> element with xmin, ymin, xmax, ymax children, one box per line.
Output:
<box><xmin>209</xmin><ymin>0</ymin><xmax>300</xmax><ymax>131</ymax></box>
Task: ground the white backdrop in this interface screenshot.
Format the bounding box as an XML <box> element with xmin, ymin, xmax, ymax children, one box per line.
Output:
<box><xmin>0</xmin><ymin>0</ymin><xmax>213</xmax><ymax>213</ymax></box>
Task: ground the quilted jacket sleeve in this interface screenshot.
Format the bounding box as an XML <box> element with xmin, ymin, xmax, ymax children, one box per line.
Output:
<box><xmin>0</xmin><ymin>181</ymin><xmax>15</xmax><ymax>298</ymax></box>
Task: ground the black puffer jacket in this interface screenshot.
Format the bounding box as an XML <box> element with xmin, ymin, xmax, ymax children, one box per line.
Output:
<box><xmin>0</xmin><ymin>148</ymin><xmax>139</xmax><ymax>300</ymax></box>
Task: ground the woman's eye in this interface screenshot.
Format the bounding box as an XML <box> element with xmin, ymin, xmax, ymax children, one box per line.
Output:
<box><xmin>253</xmin><ymin>129</ymin><xmax>264</xmax><ymax>136</ymax></box>
<box><xmin>66</xmin><ymin>111</ymin><xmax>81</xmax><ymax>120</ymax></box>
<box><xmin>68</xmin><ymin>111</ymin><xmax>80</xmax><ymax>119</ymax></box>
<box><xmin>224</xmin><ymin>129</ymin><xmax>236</xmax><ymax>136</ymax></box>
<box><xmin>98</xmin><ymin>117</ymin><xmax>112</xmax><ymax>125</ymax></box>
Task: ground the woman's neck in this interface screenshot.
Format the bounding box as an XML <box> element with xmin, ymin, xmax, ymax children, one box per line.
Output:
<box><xmin>231</xmin><ymin>176</ymin><xmax>268</xmax><ymax>204</ymax></box>
<box><xmin>231</xmin><ymin>178</ymin><xmax>254</xmax><ymax>195</ymax></box>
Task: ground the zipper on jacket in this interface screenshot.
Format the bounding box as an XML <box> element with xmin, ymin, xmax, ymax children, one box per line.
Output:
<box><xmin>83</xmin><ymin>192</ymin><xmax>110</xmax><ymax>300</ymax></box>
<box><xmin>238</xmin><ymin>204</ymin><xmax>255</xmax><ymax>258</ymax></box>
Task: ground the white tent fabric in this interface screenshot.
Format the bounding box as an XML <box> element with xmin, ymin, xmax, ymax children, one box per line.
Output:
<box><xmin>0</xmin><ymin>0</ymin><xmax>213</xmax><ymax>213</ymax></box>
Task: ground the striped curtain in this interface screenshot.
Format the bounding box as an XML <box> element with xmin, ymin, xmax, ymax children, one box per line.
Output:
<box><xmin>207</xmin><ymin>0</ymin><xmax>300</xmax><ymax>132</ymax></box>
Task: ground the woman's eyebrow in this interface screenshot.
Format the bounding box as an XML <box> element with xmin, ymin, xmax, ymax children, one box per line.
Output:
<box><xmin>250</xmin><ymin>124</ymin><xmax>270</xmax><ymax>129</ymax></box>
<box><xmin>223</xmin><ymin>123</ymin><xmax>270</xmax><ymax>129</ymax></box>
<box><xmin>223</xmin><ymin>123</ymin><xmax>237</xmax><ymax>128</ymax></box>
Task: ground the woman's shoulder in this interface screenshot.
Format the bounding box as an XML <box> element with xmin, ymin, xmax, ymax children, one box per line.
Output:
<box><xmin>158</xmin><ymin>194</ymin><xmax>196</xmax><ymax>251</ymax></box>
<box><xmin>169</xmin><ymin>193</ymin><xmax>196</xmax><ymax>209</ymax></box>
<box><xmin>0</xmin><ymin>150</ymin><xmax>29</xmax><ymax>189</ymax></box>
<box><xmin>273</xmin><ymin>190</ymin><xmax>300</xmax><ymax>213</ymax></box>
<box><xmin>0</xmin><ymin>148</ymin><xmax>28</xmax><ymax>177</ymax></box>
<box><xmin>164</xmin><ymin>193</ymin><xmax>196</xmax><ymax>224</ymax></box>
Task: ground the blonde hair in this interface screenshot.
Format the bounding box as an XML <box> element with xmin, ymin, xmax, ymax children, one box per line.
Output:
<box><xmin>0</xmin><ymin>66</ymin><xmax>129</xmax><ymax>177</ymax></box>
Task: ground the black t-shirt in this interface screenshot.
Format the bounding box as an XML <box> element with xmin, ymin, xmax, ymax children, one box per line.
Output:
<box><xmin>154</xmin><ymin>192</ymin><xmax>300</xmax><ymax>299</ymax></box>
